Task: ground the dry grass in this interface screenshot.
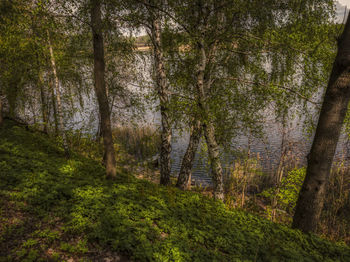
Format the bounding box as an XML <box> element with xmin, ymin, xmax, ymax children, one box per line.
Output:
<box><xmin>112</xmin><ymin>125</ymin><xmax>161</xmax><ymax>162</ymax></box>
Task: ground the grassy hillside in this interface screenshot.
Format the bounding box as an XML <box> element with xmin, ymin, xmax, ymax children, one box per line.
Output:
<box><xmin>1</xmin><ymin>120</ymin><xmax>350</xmax><ymax>262</ymax></box>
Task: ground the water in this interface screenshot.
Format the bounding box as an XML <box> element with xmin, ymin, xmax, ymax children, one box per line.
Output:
<box><xmin>168</xmin><ymin>106</ymin><xmax>350</xmax><ymax>185</ymax></box>
<box><xmin>65</xmin><ymin>54</ymin><xmax>350</xmax><ymax>186</ymax></box>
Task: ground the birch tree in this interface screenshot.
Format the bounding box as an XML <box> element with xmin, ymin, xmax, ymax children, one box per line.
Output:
<box><xmin>121</xmin><ymin>0</ymin><xmax>173</xmax><ymax>185</ymax></box>
<box><xmin>163</xmin><ymin>0</ymin><xmax>336</xmax><ymax>200</ymax></box>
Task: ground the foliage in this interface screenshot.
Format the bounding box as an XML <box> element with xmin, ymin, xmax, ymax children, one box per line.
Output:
<box><xmin>261</xmin><ymin>168</ymin><xmax>306</xmax><ymax>216</ymax></box>
<box><xmin>161</xmin><ymin>0</ymin><xmax>338</xmax><ymax>147</ymax></box>
<box><xmin>1</xmin><ymin>120</ymin><xmax>349</xmax><ymax>261</ymax></box>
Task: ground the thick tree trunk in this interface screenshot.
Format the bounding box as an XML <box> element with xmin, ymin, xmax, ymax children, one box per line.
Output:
<box><xmin>48</xmin><ymin>31</ymin><xmax>69</xmax><ymax>156</ymax></box>
<box><xmin>196</xmin><ymin>41</ymin><xmax>224</xmax><ymax>201</ymax></box>
<box><xmin>150</xmin><ymin>16</ymin><xmax>172</xmax><ymax>185</ymax></box>
<box><xmin>91</xmin><ymin>0</ymin><xmax>117</xmax><ymax>179</ymax></box>
<box><xmin>176</xmin><ymin>119</ymin><xmax>202</xmax><ymax>190</ymax></box>
<box><xmin>292</xmin><ymin>16</ymin><xmax>350</xmax><ymax>233</ymax></box>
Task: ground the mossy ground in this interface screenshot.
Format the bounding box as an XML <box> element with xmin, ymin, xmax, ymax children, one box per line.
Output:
<box><xmin>0</xmin><ymin>120</ymin><xmax>350</xmax><ymax>261</ymax></box>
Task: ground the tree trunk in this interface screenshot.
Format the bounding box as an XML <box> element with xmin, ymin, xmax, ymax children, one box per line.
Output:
<box><xmin>48</xmin><ymin>30</ymin><xmax>69</xmax><ymax>156</ymax></box>
<box><xmin>38</xmin><ymin>71</ymin><xmax>48</xmax><ymax>133</ymax></box>
<box><xmin>292</xmin><ymin>16</ymin><xmax>350</xmax><ymax>233</ymax></box>
<box><xmin>196</xmin><ymin>40</ymin><xmax>224</xmax><ymax>201</ymax></box>
<box><xmin>50</xmin><ymin>81</ymin><xmax>59</xmax><ymax>135</ymax></box>
<box><xmin>203</xmin><ymin>122</ymin><xmax>224</xmax><ymax>200</ymax></box>
<box><xmin>149</xmin><ymin>15</ymin><xmax>172</xmax><ymax>186</ymax></box>
<box><xmin>35</xmin><ymin>47</ymin><xmax>48</xmax><ymax>133</ymax></box>
<box><xmin>8</xmin><ymin>80</ymin><xmax>18</xmax><ymax>118</ymax></box>
<box><xmin>176</xmin><ymin>119</ymin><xmax>202</xmax><ymax>190</ymax></box>
<box><xmin>91</xmin><ymin>0</ymin><xmax>117</xmax><ymax>179</ymax></box>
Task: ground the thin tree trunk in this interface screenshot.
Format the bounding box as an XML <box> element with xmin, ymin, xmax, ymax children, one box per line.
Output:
<box><xmin>30</xmin><ymin>99</ymin><xmax>37</xmax><ymax>125</ymax></box>
<box><xmin>272</xmin><ymin>125</ymin><xmax>287</xmax><ymax>221</ymax></box>
<box><xmin>149</xmin><ymin>15</ymin><xmax>172</xmax><ymax>186</ymax></box>
<box><xmin>8</xmin><ymin>80</ymin><xmax>18</xmax><ymax>118</ymax></box>
<box><xmin>35</xmin><ymin>43</ymin><xmax>48</xmax><ymax>133</ymax></box>
<box><xmin>176</xmin><ymin>119</ymin><xmax>202</xmax><ymax>190</ymax></box>
<box><xmin>50</xmin><ymin>82</ymin><xmax>59</xmax><ymax>135</ymax></box>
<box><xmin>196</xmin><ymin>40</ymin><xmax>224</xmax><ymax>201</ymax></box>
<box><xmin>48</xmin><ymin>31</ymin><xmax>69</xmax><ymax>156</ymax></box>
<box><xmin>292</xmin><ymin>16</ymin><xmax>350</xmax><ymax>233</ymax></box>
<box><xmin>203</xmin><ymin>122</ymin><xmax>224</xmax><ymax>200</ymax></box>
<box><xmin>38</xmin><ymin>71</ymin><xmax>48</xmax><ymax>133</ymax></box>
<box><xmin>91</xmin><ymin>0</ymin><xmax>117</xmax><ymax>179</ymax></box>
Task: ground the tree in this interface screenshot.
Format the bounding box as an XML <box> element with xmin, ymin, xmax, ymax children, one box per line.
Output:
<box><xmin>90</xmin><ymin>0</ymin><xmax>117</xmax><ymax>178</ymax></box>
<box><xmin>176</xmin><ymin>119</ymin><xmax>201</xmax><ymax>190</ymax></box>
<box><xmin>292</xmin><ymin>15</ymin><xmax>350</xmax><ymax>233</ymax></box>
<box><xmin>161</xmin><ymin>0</ymin><xmax>335</xmax><ymax>200</ymax></box>
<box><xmin>121</xmin><ymin>0</ymin><xmax>173</xmax><ymax>185</ymax></box>
<box><xmin>48</xmin><ymin>30</ymin><xmax>70</xmax><ymax>155</ymax></box>
<box><xmin>148</xmin><ymin>4</ymin><xmax>172</xmax><ymax>185</ymax></box>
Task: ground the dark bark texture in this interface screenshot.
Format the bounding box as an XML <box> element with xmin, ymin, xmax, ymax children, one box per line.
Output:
<box><xmin>292</xmin><ymin>16</ymin><xmax>350</xmax><ymax>233</ymax></box>
<box><xmin>39</xmin><ymin>73</ymin><xmax>48</xmax><ymax>133</ymax></box>
<box><xmin>91</xmin><ymin>0</ymin><xmax>117</xmax><ymax>179</ymax></box>
<box><xmin>176</xmin><ymin>119</ymin><xmax>202</xmax><ymax>190</ymax></box>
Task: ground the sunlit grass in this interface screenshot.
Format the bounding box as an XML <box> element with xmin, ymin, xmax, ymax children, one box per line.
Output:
<box><xmin>0</xmin><ymin>120</ymin><xmax>349</xmax><ymax>261</ymax></box>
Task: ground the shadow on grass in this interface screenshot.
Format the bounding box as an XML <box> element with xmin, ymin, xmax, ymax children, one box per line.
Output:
<box><xmin>1</xmin><ymin>120</ymin><xmax>350</xmax><ymax>262</ymax></box>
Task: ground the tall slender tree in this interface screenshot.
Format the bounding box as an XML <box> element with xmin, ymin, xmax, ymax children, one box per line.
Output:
<box><xmin>90</xmin><ymin>0</ymin><xmax>117</xmax><ymax>179</ymax></box>
<box><xmin>121</xmin><ymin>0</ymin><xmax>173</xmax><ymax>185</ymax></box>
<box><xmin>292</xmin><ymin>15</ymin><xmax>350</xmax><ymax>233</ymax></box>
<box><xmin>48</xmin><ymin>30</ymin><xmax>70</xmax><ymax>155</ymax></box>
<box><xmin>148</xmin><ymin>8</ymin><xmax>172</xmax><ymax>186</ymax></box>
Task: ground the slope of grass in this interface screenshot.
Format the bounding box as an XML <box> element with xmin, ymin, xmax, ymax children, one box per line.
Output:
<box><xmin>0</xmin><ymin>120</ymin><xmax>350</xmax><ymax>262</ymax></box>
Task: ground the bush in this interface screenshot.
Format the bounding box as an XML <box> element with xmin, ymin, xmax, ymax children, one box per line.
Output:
<box><xmin>260</xmin><ymin>167</ymin><xmax>306</xmax><ymax>221</ymax></box>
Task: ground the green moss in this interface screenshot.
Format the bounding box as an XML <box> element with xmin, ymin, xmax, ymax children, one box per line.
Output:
<box><xmin>0</xmin><ymin>120</ymin><xmax>350</xmax><ymax>261</ymax></box>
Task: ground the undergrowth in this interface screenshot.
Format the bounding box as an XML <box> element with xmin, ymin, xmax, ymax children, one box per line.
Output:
<box><xmin>0</xmin><ymin>120</ymin><xmax>350</xmax><ymax>261</ymax></box>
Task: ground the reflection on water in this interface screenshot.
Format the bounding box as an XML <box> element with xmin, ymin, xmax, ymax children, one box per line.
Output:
<box><xmin>169</xmin><ymin>109</ymin><xmax>350</xmax><ymax>185</ymax></box>
<box><xmin>66</xmin><ymin>53</ymin><xmax>350</xmax><ymax>186</ymax></box>
<box><xmin>71</xmin><ymin>91</ymin><xmax>350</xmax><ymax>186</ymax></box>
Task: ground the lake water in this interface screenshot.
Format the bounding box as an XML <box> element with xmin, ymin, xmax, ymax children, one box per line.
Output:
<box><xmin>66</xmin><ymin>55</ymin><xmax>350</xmax><ymax>186</ymax></box>
<box><xmin>141</xmin><ymin>98</ymin><xmax>350</xmax><ymax>186</ymax></box>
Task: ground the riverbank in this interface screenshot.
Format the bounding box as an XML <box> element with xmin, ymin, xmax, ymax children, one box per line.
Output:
<box><xmin>1</xmin><ymin>120</ymin><xmax>349</xmax><ymax>261</ymax></box>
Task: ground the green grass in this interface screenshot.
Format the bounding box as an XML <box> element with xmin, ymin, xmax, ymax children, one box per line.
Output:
<box><xmin>0</xmin><ymin>120</ymin><xmax>350</xmax><ymax>261</ymax></box>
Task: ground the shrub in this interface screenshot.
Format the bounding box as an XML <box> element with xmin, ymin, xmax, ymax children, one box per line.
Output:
<box><xmin>260</xmin><ymin>167</ymin><xmax>306</xmax><ymax>220</ymax></box>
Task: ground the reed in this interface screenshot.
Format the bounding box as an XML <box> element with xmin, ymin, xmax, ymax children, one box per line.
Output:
<box><xmin>224</xmin><ymin>153</ymin><xmax>264</xmax><ymax>209</ymax></box>
<box><xmin>112</xmin><ymin>125</ymin><xmax>161</xmax><ymax>161</ymax></box>
<box><xmin>320</xmin><ymin>159</ymin><xmax>350</xmax><ymax>244</ymax></box>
